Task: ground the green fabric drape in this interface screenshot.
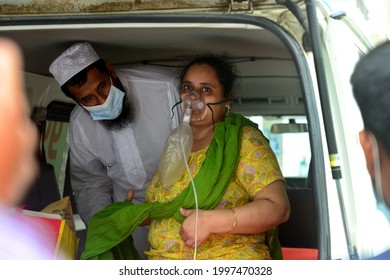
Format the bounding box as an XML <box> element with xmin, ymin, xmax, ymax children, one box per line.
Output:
<box><xmin>80</xmin><ymin>113</ymin><xmax>282</xmax><ymax>260</ymax></box>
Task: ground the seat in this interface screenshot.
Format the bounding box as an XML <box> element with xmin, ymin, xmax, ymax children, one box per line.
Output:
<box><xmin>44</xmin><ymin>100</ymin><xmax>78</xmax><ymax>212</ymax></box>
<box><xmin>21</xmin><ymin>160</ymin><xmax>61</xmax><ymax>211</ymax></box>
<box><xmin>279</xmin><ymin>187</ymin><xmax>317</xmax><ymax>249</ymax></box>
<box><xmin>279</xmin><ymin>158</ymin><xmax>318</xmax><ymax>259</ymax></box>
<box><xmin>43</xmin><ymin>101</ymin><xmax>87</xmax><ymax>259</ymax></box>
<box><xmin>20</xmin><ymin>108</ymin><xmax>61</xmax><ymax>211</ymax></box>
<box><xmin>21</xmin><ymin>101</ymin><xmax>87</xmax><ymax>258</ymax></box>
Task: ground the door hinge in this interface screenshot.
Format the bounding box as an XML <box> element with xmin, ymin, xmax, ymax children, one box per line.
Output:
<box><xmin>228</xmin><ymin>0</ymin><xmax>253</xmax><ymax>13</ymax></box>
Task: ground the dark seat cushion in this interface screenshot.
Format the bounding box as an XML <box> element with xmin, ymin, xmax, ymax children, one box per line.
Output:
<box><xmin>278</xmin><ymin>187</ymin><xmax>317</xmax><ymax>248</ymax></box>
<box><xmin>20</xmin><ymin>161</ymin><xmax>61</xmax><ymax>211</ymax></box>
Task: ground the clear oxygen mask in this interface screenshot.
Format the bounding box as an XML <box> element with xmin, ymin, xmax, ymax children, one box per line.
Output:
<box><xmin>180</xmin><ymin>91</ymin><xmax>207</xmax><ymax>122</ymax></box>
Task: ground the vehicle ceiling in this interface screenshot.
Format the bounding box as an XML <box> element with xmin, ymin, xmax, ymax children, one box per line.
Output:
<box><xmin>0</xmin><ymin>22</ymin><xmax>304</xmax><ymax>116</ymax></box>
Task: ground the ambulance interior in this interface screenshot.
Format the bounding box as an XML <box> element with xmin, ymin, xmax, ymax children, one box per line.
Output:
<box><xmin>0</xmin><ymin>20</ymin><xmax>316</xmax><ymax>259</ymax></box>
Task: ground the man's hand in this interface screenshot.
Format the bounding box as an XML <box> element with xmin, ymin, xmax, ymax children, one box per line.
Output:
<box><xmin>127</xmin><ymin>189</ymin><xmax>150</xmax><ymax>226</ymax></box>
<box><xmin>127</xmin><ymin>189</ymin><xmax>134</xmax><ymax>201</ymax></box>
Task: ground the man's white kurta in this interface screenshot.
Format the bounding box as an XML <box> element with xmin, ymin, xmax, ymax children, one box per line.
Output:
<box><xmin>68</xmin><ymin>65</ymin><xmax>180</xmax><ymax>258</ymax></box>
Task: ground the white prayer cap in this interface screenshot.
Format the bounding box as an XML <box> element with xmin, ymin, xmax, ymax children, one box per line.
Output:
<box><xmin>49</xmin><ymin>42</ymin><xmax>100</xmax><ymax>86</ymax></box>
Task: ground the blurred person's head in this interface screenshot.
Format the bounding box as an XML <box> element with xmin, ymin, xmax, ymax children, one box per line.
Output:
<box><xmin>0</xmin><ymin>38</ymin><xmax>38</xmax><ymax>207</ymax></box>
<box><xmin>351</xmin><ymin>40</ymin><xmax>390</xmax><ymax>221</ymax></box>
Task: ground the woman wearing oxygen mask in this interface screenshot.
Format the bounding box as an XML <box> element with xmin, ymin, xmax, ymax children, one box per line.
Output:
<box><xmin>80</xmin><ymin>55</ymin><xmax>290</xmax><ymax>260</ymax></box>
<box><xmin>145</xmin><ymin>55</ymin><xmax>290</xmax><ymax>260</ymax></box>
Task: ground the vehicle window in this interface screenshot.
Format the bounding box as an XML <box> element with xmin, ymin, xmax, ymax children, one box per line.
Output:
<box><xmin>246</xmin><ymin>115</ymin><xmax>311</xmax><ymax>178</ymax></box>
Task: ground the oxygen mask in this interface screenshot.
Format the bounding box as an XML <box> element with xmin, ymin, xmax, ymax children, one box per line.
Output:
<box><xmin>181</xmin><ymin>91</ymin><xmax>207</xmax><ymax>122</ymax></box>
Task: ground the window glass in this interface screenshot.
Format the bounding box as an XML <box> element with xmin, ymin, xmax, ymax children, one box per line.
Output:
<box><xmin>246</xmin><ymin>115</ymin><xmax>311</xmax><ymax>177</ymax></box>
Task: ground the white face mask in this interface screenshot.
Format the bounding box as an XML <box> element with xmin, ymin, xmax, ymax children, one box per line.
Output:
<box><xmin>369</xmin><ymin>133</ymin><xmax>390</xmax><ymax>223</ymax></box>
<box><xmin>82</xmin><ymin>77</ymin><xmax>125</xmax><ymax>121</ymax></box>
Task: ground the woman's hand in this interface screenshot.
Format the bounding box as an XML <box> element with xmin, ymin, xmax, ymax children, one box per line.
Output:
<box><xmin>178</xmin><ymin>179</ymin><xmax>290</xmax><ymax>248</ymax></box>
<box><xmin>179</xmin><ymin>208</ymin><xmax>235</xmax><ymax>248</ymax></box>
<box><xmin>179</xmin><ymin>208</ymin><xmax>212</xmax><ymax>248</ymax></box>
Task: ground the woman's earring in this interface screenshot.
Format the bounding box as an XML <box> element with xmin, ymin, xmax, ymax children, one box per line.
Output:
<box><xmin>225</xmin><ymin>104</ymin><xmax>231</xmax><ymax>115</ymax></box>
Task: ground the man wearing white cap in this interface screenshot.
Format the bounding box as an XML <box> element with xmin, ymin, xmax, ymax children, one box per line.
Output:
<box><xmin>49</xmin><ymin>42</ymin><xmax>180</xmax><ymax>259</ymax></box>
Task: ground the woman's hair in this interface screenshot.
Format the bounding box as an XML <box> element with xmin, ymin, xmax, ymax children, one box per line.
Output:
<box><xmin>179</xmin><ymin>54</ymin><xmax>237</xmax><ymax>99</ymax></box>
<box><xmin>61</xmin><ymin>58</ymin><xmax>108</xmax><ymax>99</ymax></box>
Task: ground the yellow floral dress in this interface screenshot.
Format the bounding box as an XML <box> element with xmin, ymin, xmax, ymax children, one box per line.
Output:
<box><xmin>145</xmin><ymin>126</ymin><xmax>284</xmax><ymax>260</ymax></box>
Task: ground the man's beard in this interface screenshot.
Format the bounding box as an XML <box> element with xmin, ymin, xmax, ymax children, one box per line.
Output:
<box><xmin>99</xmin><ymin>93</ymin><xmax>135</xmax><ymax>131</ymax></box>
